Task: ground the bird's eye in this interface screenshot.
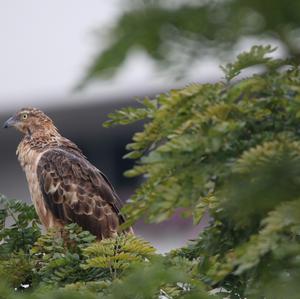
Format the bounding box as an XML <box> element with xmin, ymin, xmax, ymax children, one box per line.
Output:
<box><xmin>22</xmin><ymin>114</ymin><xmax>28</xmax><ymax>119</ymax></box>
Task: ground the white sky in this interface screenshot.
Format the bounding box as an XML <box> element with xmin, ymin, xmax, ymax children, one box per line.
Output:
<box><xmin>0</xmin><ymin>0</ymin><xmax>225</xmax><ymax>112</ymax></box>
<box><xmin>0</xmin><ymin>1</ymin><xmax>285</xmax><ymax>112</ymax></box>
<box><xmin>0</xmin><ymin>0</ymin><xmax>119</xmax><ymax>110</ymax></box>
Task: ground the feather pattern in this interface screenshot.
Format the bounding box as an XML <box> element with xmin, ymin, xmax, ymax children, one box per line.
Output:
<box><xmin>37</xmin><ymin>148</ymin><xmax>124</xmax><ymax>239</ymax></box>
<box><xmin>9</xmin><ymin>107</ymin><xmax>132</xmax><ymax>240</ymax></box>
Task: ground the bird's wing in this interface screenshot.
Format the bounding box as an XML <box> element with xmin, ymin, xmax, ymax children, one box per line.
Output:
<box><xmin>37</xmin><ymin>148</ymin><xmax>124</xmax><ymax>239</ymax></box>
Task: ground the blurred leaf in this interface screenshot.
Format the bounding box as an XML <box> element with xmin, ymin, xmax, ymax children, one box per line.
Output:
<box><xmin>81</xmin><ymin>0</ymin><xmax>300</xmax><ymax>85</ymax></box>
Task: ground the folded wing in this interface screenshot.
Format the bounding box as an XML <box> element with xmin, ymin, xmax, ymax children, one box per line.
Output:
<box><xmin>37</xmin><ymin>148</ymin><xmax>125</xmax><ymax>239</ymax></box>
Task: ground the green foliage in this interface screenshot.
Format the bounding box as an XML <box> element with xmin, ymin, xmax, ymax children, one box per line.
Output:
<box><xmin>105</xmin><ymin>45</ymin><xmax>300</xmax><ymax>226</ymax></box>
<box><xmin>103</xmin><ymin>98</ymin><xmax>158</xmax><ymax>129</ymax></box>
<box><xmin>81</xmin><ymin>0</ymin><xmax>300</xmax><ymax>84</ymax></box>
<box><xmin>30</xmin><ymin>223</ymin><xmax>99</xmax><ymax>287</ymax></box>
<box><xmin>0</xmin><ymin>195</ymin><xmax>40</xmax><ymax>255</ymax></box>
<box><xmin>0</xmin><ymin>196</ymin><xmax>41</xmax><ymax>289</ymax></box>
<box><xmin>103</xmin><ymin>46</ymin><xmax>300</xmax><ymax>298</ymax></box>
<box><xmin>83</xmin><ymin>234</ymin><xmax>156</xmax><ymax>279</ymax></box>
<box><xmin>220</xmin><ymin>45</ymin><xmax>289</xmax><ymax>81</ymax></box>
<box><xmin>3</xmin><ymin>47</ymin><xmax>300</xmax><ymax>298</ymax></box>
<box><xmin>107</xmin><ymin>257</ymin><xmax>213</xmax><ymax>299</ymax></box>
<box><xmin>0</xmin><ymin>198</ymin><xmax>206</xmax><ymax>298</ymax></box>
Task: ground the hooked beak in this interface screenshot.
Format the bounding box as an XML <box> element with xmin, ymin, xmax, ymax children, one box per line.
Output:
<box><xmin>3</xmin><ymin>115</ymin><xmax>17</xmax><ymax>129</ymax></box>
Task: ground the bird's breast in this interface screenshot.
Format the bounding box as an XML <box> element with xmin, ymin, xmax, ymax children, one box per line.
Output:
<box><xmin>17</xmin><ymin>143</ymin><xmax>62</xmax><ymax>229</ymax></box>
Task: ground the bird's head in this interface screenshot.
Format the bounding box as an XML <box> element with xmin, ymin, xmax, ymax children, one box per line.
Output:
<box><xmin>3</xmin><ymin>107</ymin><xmax>58</xmax><ymax>135</ymax></box>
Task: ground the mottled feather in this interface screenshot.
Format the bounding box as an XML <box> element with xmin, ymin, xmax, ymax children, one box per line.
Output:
<box><xmin>37</xmin><ymin>148</ymin><xmax>124</xmax><ymax>239</ymax></box>
<box><xmin>6</xmin><ymin>107</ymin><xmax>132</xmax><ymax>239</ymax></box>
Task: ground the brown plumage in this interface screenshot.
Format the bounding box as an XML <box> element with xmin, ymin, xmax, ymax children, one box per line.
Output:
<box><xmin>3</xmin><ymin>107</ymin><xmax>132</xmax><ymax>239</ymax></box>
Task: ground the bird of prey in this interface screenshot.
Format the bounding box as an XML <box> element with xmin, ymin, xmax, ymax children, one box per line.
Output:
<box><xmin>3</xmin><ymin>107</ymin><xmax>132</xmax><ymax>239</ymax></box>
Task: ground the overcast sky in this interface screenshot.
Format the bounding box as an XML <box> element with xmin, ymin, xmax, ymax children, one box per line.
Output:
<box><xmin>2</xmin><ymin>1</ymin><xmax>285</xmax><ymax>113</ymax></box>
<box><xmin>0</xmin><ymin>1</ymin><xmax>119</xmax><ymax>110</ymax></box>
<box><xmin>0</xmin><ymin>1</ymin><xmax>226</xmax><ymax>112</ymax></box>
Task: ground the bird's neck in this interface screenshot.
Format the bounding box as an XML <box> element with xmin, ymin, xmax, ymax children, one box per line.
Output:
<box><xmin>17</xmin><ymin>129</ymin><xmax>83</xmax><ymax>167</ymax></box>
<box><xmin>29</xmin><ymin>128</ymin><xmax>60</xmax><ymax>139</ymax></box>
<box><xmin>17</xmin><ymin>130</ymin><xmax>61</xmax><ymax>162</ymax></box>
